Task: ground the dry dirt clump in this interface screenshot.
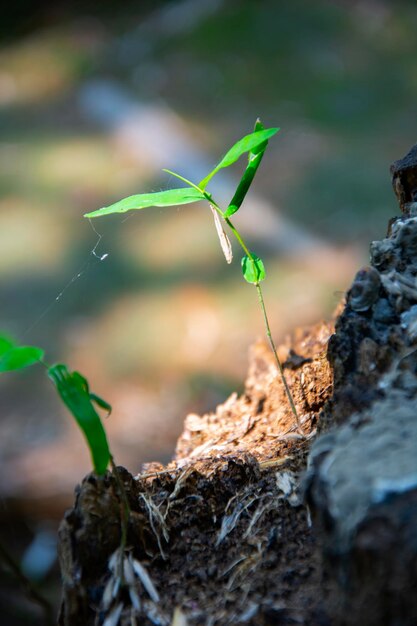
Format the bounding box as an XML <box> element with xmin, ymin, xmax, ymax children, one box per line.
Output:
<box><xmin>175</xmin><ymin>321</ymin><xmax>333</xmax><ymax>464</ymax></box>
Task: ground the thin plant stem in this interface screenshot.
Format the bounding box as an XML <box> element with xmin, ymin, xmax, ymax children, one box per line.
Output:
<box><xmin>160</xmin><ymin>172</ymin><xmax>301</xmax><ymax>432</ymax></box>
<box><xmin>163</xmin><ymin>169</ymin><xmax>200</xmax><ymax>192</ymax></box>
<box><xmin>224</xmin><ymin>216</ymin><xmax>252</xmax><ymax>257</ymax></box>
<box><xmin>209</xmin><ymin>199</ymin><xmax>302</xmax><ymax>433</ymax></box>
<box><xmin>255</xmin><ymin>282</ymin><xmax>302</xmax><ymax>432</ymax></box>
<box><xmin>0</xmin><ymin>539</ymin><xmax>54</xmax><ymax>626</ymax></box>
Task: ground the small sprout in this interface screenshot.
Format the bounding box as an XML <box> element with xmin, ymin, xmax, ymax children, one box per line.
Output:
<box><xmin>1</xmin><ymin>335</ymin><xmax>115</xmax><ymax>475</ymax></box>
<box><xmin>48</xmin><ymin>364</ymin><xmax>111</xmax><ymax>475</ymax></box>
<box><xmin>1</xmin><ymin>336</ymin><xmax>132</xmax><ymax>625</ymax></box>
<box><xmin>84</xmin><ymin>120</ymin><xmax>300</xmax><ymax>432</ymax></box>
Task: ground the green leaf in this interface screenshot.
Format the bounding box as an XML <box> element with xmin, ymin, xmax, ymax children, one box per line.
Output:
<box><xmin>84</xmin><ymin>188</ymin><xmax>206</xmax><ymax>218</ymax></box>
<box><xmin>241</xmin><ymin>254</ymin><xmax>266</xmax><ymax>284</ymax></box>
<box><xmin>224</xmin><ymin>120</ymin><xmax>270</xmax><ymax>218</ymax></box>
<box><xmin>224</xmin><ymin>151</ymin><xmax>264</xmax><ymax>217</ymax></box>
<box><xmin>0</xmin><ymin>335</ymin><xmax>16</xmax><ymax>356</ymax></box>
<box><xmin>69</xmin><ymin>372</ymin><xmax>112</xmax><ymax>415</ymax></box>
<box><xmin>0</xmin><ymin>346</ymin><xmax>44</xmax><ymax>372</ymax></box>
<box><xmin>199</xmin><ymin>127</ymin><xmax>279</xmax><ymax>190</ymax></box>
<box><xmin>48</xmin><ymin>364</ymin><xmax>111</xmax><ymax>475</ymax></box>
<box><xmin>90</xmin><ymin>393</ymin><xmax>112</xmax><ymax>416</ymax></box>
<box><xmin>249</xmin><ymin>119</ymin><xmax>267</xmax><ymax>158</ymax></box>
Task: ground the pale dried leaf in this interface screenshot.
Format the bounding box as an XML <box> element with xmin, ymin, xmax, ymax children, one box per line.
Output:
<box><xmin>112</xmin><ymin>578</ymin><xmax>121</xmax><ymax>600</ymax></box>
<box><xmin>131</xmin><ymin>557</ymin><xmax>160</xmax><ymax>603</ymax></box>
<box><xmin>210</xmin><ymin>204</ymin><xmax>233</xmax><ymax>264</ymax></box>
<box><xmin>128</xmin><ymin>586</ymin><xmax>142</xmax><ymax>611</ymax></box>
<box><xmin>102</xmin><ymin>576</ymin><xmax>116</xmax><ymax>611</ymax></box>
<box><xmin>103</xmin><ymin>602</ymin><xmax>124</xmax><ymax>626</ymax></box>
<box><xmin>123</xmin><ymin>556</ymin><xmax>136</xmax><ymax>585</ymax></box>
<box><xmin>108</xmin><ymin>548</ymin><xmax>120</xmax><ymax>573</ymax></box>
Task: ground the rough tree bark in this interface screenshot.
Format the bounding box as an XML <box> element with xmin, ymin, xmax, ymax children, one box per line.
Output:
<box><xmin>305</xmin><ymin>143</ymin><xmax>417</xmax><ymax>626</ymax></box>
<box><xmin>58</xmin><ymin>146</ymin><xmax>417</xmax><ymax>626</ymax></box>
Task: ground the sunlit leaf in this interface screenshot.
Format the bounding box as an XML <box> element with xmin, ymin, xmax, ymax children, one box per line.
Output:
<box><xmin>241</xmin><ymin>254</ymin><xmax>266</xmax><ymax>284</ymax></box>
<box><xmin>209</xmin><ymin>204</ymin><xmax>233</xmax><ymax>264</ymax></box>
<box><xmin>224</xmin><ymin>152</ymin><xmax>264</xmax><ymax>217</ymax></box>
<box><xmin>84</xmin><ymin>188</ymin><xmax>206</xmax><ymax>218</ymax></box>
<box><xmin>0</xmin><ymin>345</ymin><xmax>44</xmax><ymax>372</ymax></box>
<box><xmin>48</xmin><ymin>364</ymin><xmax>111</xmax><ymax>474</ymax></box>
<box><xmin>199</xmin><ymin>127</ymin><xmax>279</xmax><ymax>189</ymax></box>
<box><xmin>248</xmin><ymin>118</ymin><xmax>267</xmax><ymax>158</ymax></box>
<box><xmin>224</xmin><ymin>120</ymin><xmax>270</xmax><ymax>218</ymax></box>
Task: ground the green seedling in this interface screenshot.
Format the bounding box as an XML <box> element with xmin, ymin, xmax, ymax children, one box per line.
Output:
<box><xmin>47</xmin><ymin>362</ymin><xmax>130</xmax><ymax>566</ymax></box>
<box><xmin>0</xmin><ymin>334</ymin><xmax>132</xmax><ymax>617</ymax></box>
<box><xmin>85</xmin><ymin>120</ymin><xmax>301</xmax><ymax>432</ymax></box>
<box><xmin>0</xmin><ymin>334</ymin><xmax>112</xmax><ymax>475</ymax></box>
<box><xmin>48</xmin><ymin>365</ymin><xmax>111</xmax><ymax>475</ymax></box>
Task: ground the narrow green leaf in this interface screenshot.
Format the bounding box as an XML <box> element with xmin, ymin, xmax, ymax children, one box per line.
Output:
<box><xmin>224</xmin><ymin>151</ymin><xmax>264</xmax><ymax>217</ymax></box>
<box><xmin>199</xmin><ymin>127</ymin><xmax>279</xmax><ymax>190</ymax></box>
<box><xmin>0</xmin><ymin>346</ymin><xmax>44</xmax><ymax>372</ymax></box>
<box><xmin>224</xmin><ymin>120</ymin><xmax>270</xmax><ymax>218</ymax></box>
<box><xmin>0</xmin><ymin>335</ymin><xmax>16</xmax><ymax>356</ymax></box>
<box><xmin>249</xmin><ymin>119</ymin><xmax>267</xmax><ymax>158</ymax></box>
<box><xmin>48</xmin><ymin>364</ymin><xmax>111</xmax><ymax>475</ymax></box>
<box><xmin>241</xmin><ymin>254</ymin><xmax>266</xmax><ymax>284</ymax></box>
<box><xmin>84</xmin><ymin>188</ymin><xmax>206</xmax><ymax>218</ymax></box>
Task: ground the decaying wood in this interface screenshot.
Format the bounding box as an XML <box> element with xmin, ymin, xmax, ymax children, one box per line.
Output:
<box><xmin>306</xmin><ymin>143</ymin><xmax>417</xmax><ymax>626</ymax></box>
<box><xmin>58</xmin><ymin>145</ymin><xmax>417</xmax><ymax>626</ymax></box>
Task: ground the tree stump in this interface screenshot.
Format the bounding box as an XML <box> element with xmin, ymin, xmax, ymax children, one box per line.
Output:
<box><xmin>306</xmin><ymin>143</ymin><xmax>417</xmax><ymax>626</ymax></box>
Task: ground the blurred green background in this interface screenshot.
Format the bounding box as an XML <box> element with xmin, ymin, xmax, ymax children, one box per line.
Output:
<box><xmin>0</xmin><ymin>0</ymin><xmax>416</xmax><ymax>621</ymax></box>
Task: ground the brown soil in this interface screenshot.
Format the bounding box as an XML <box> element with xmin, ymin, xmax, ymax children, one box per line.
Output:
<box><xmin>59</xmin><ymin>320</ymin><xmax>334</xmax><ymax>626</ymax></box>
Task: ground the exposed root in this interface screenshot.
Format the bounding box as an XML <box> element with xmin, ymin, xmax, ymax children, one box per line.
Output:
<box><xmin>139</xmin><ymin>494</ymin><xmax>169</xmax><ymax>560</ymax></box>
